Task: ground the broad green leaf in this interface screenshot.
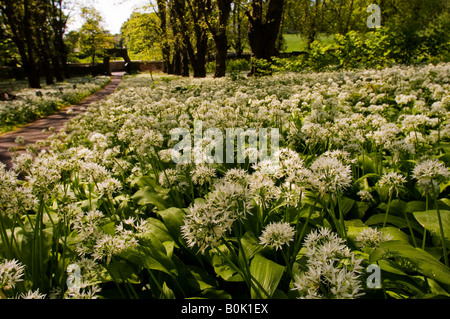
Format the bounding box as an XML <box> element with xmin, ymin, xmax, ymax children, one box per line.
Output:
<box><xmin>211</xmin><ymin>245</ymin><xmax>244</xmax><ymax>282</ymax></box>
<box><xmin>427</xmin><ymin>278</ymin><xmax>450</xmax><ymax>297</ymax></box>
<box><xmin>341</xmin><ymin>197</ymin><xmax>355</xmax><ymax>216</ymax></box>
<box><xmin>357</xmin><ymin>155</ymin><xmax>376</xmax><ymax>174</ymax></box>
<box><xmin>378</xmin><ymin>199</ymin><xmax>407</xmax><ymax>216</ymax></box>
<box><xmin>440</xmin><ymin>198</ymin><xmax>450</xmax><ymax>209</ymax></box>
<box><xmin>405</xmin><ymin>201</ymin><xmax>426</xmax><ymax>214</ymax></box>
<box><xmin>136</xmin><ymin>176</ymin><xmax>170</xmax><ymax>194</ymax></box>
<box><xmin>370</xmin><ymin>240</ymin><xmax>450</xmax><ymax>286</ymax></box>
<box><xmin>121</xmin><ymin>233</ymin><xmax>178</xmax><ymax>277</ymax></box>
<box><xmin>132</xmin><ymin>187</ymin><xmax>169</xmax><ymax>210</ymax></box>
<box><xmin>141</xmin><ymin>217</ymin><xmax>174</xmax><ymax>245</ymax></box>
<box><xmin>104</xmin><ymin>261</ymin><xmax>140</xmax><ymax>284</ymax></box>
<box><xmin>365</xmin><ymin>214</ymin><xmax>409</xmax><ymax>228</ymax></box>
<box><xmin>162</xmin><ymin>282</ymin><xmax>176</xmax><ymax>299</ymax></box>
<box><xmin>345</xmin><ymin>219</ymin><xmax>366</xmax><ymax>227</ymax></box>
<box><xmin>194</xmin><ymin>288</ymin><xmax>232</xmax><ymax>299</ymax></box>
<box><xmin>413</xmin><ymin>210</ymin><xmax>450</xmax><ymax>243</ymax></box>
<box><xmin>380</xmin><ymin>227</ymin><xmax>411</xmax><ymax>244</ymax></box>
<box><xmin>157</xmin><ymin>207</ymin><xmax>186</xmax><ymax>241</ymax></box>
<box><xmin>240</xmin><ymin>231</ymin><xmax>263</xmax><ymax>261</ymax></box>
<box><xmin>347</xmin><ymin>225</ymin><xmax>368</xmax><ymax>243</ymax></box>
<box><xmin>350</xmin><ymin>201</ymin><xmax>371</xmax><ymax>219</ymax></box>
<box><xmin>249</xmin><ymin>254</ymin><xmax>285</xmax><ymax>299</ymax></box>
<box><xmin>186</xmin><ymin>266</ymin><xmax>217</xmax><ymax>291</ymax></box>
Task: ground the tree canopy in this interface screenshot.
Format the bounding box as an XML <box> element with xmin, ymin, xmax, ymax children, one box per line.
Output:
<box><xmin>0</xmin><ymin>0</ymin><xmax>449</xmax><ymax>84</ymax></box>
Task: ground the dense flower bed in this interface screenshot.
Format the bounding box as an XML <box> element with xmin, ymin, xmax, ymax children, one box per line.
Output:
<box><xmin>0</xmin><ymin>76</ymin><xmax>111</xmax><ymax>134</ymax></box>
<box><xmin>0</xmin><ymin>64</ymin><xmax>449</xmax><ymax>299</ymax></box>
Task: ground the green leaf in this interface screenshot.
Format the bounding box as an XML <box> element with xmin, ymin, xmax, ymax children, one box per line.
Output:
<box><xmin>194</xmin><ymin>289</ymin><xmax>232</xmax><ymax>299</ymax></box>
<box><xmin>380</xmin><ymin>227</ymin><xmax>411</xmax><ymax>244</ymax></box>
<box><xmin>132</xmin><ymin>187</ymin><xmax>169</xmax><ymax>210</ymax></box>
<box><xmin>405</xmin><ymin>201</ymin><xmax>426</xmax><ymax>214</ymax></box>
<box><xmin>249</xmin><ymin>254</ymin><xmax>285</xmax><ymax>299</ymax></box>
<box><xmin>186</xmin><ymin>266</ymin><xmax>217</xmax><ymax>291</ymax></box>
<box><xmin>211</xmin><ymin>245</ymin><xmax>244</xmax><ymax>282</ymax></box>
<box><xmin>350</xmin><ymin>201</ymin><xmax>371</xmax><ymax>219</ymax></box>
<box><xmin>157</xmin><ymin>207</ymin><xmax>186</xmax><ymax>241</ymax></box>
<box><xmin>413</xmin><ymin>210</ymin><xmax>450</xmax><ymax>243</ymax></box>
<box><xmin>370</xmin><ymin>241</ymin><xmax>450</xmax><ymax>286</ymax></box>
<box><xmin>141</xmin><ymin>217</ymin><xmax>174</xmax><ymax>245</ymax></box>
<box><xmin>341</xmin><ymin>197</ymin><xmax>355</xmax><ymax>216</ymax></box>
<box><xmin>365</xmin><ymin>213</ymin><xmax>409</xmax><ymax>228</ymax></box>
<box><xmin>121</xmin><ymin>233</ymin><xmax>178</xmax><ymax>277</ymax></box>
<box><xmin>240</xmin><ymin>231</ymin><xmax>263</xmax><ymax>261</ymax></box>
<box><xmin>136</xmin><ymin>176</ymin><xmax>170</xmax><ymax>195</ymax></box>
<box><xmin>357</xmin><ymin>155</ymin><xmax>377</xmax><ymax>174</ymax></box>
<box><xmin>162</xmin><ymin>282</ymin><xmax>176</xmax><ymax>299</ymax></box>
<box><xmin>104</xmin><ymin>261</ymin><xmax>140</xmax><ymax>284</ymax></box>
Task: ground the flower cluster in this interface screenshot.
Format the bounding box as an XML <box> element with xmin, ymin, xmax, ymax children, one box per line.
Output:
<box><xmin>1</xmin><ymin>62</ymin><xmax>449</xmax><ymax>299</ymax></box>
<box><xmin>293</xmin><ymin>228</ymin><xmax>365</xmax><ymax>299</ymax></box>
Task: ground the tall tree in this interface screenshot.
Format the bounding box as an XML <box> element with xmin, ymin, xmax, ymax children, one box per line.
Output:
<box><xmin>172</xmin><ymin>0</ymin><xmax>208</xmax><ymax>78</ymax></box>
<box><xmin>155</xmin><ymin>0</ymin><xmax>173</xmax><ymax>74</ymax></box>
<box><xmin>202</xmin><ymin>0</ymin><xmax>233</xmax><ymax>78</ymax></box>
<box><xmin>229</xmin><ymin>0</ymin><xmax>248</xmax><ymax>58</ymax></box>
<box><xmin>121</xmin><ymin>11</ymin><xmax>161</xmax><ymax>61</ymax></box>
<box><xmin>0</xmin><ymin>0</ymin><xmax>41</xmax><ymax>88</ymax></box>
<box><xmin>78</xmin><ymin>6</ymin><xmax>113</xmax><ymax>75</ymax></box>
<box><xmin>34</xmin><ymin>0</ymin><xmax>56</xmax><ymax>85</ymax></box>
<box><xmin>246</xmin><ymin>0</ymin><xmax>285</xmax><ymax>74</ymax></box>
<box><xmin>49</xmin><ymin>0</ymin><xmax>70</xmax><ymax>79</ymax></box>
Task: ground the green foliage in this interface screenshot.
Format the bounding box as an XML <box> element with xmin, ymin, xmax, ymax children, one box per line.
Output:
<box><xmin>120</xmin><ymin>11</ymin><xmax>162</xmax><ymax>61</ymax></box>
<box><xmin>78</xmin><ymin>7</ymin><xmax>114</xmax><ymax>65</ymax></box>
<box><xmin>251</xmin><ymin>58</ymin><xmax>274</xmax><ymax>76</ymax></box>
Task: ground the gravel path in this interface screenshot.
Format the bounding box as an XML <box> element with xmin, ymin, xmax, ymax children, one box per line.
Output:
<box><xmin>0</xmin><ymin>72</ymin><xmax>124</xmax><ymax>169</ymax></box>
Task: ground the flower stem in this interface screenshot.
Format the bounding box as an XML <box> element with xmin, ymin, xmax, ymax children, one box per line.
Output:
<box><xmin>432</xmin><ymin>188</ymin><xmax>449</xmax><ymax>266</ymax></box>
<box><xmin>382</xmin><ymin>193</ymin><xmax>393</xmax><ymax>228</ymax></box>
<box><xmin>422</xmin><ymin>194</ymin><xmax>429</xmax><ymax>250</ymax></box>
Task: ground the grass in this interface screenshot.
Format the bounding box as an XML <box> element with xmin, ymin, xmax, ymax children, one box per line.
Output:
<box><xmin>282</xmin><ymin>33</ymin><xmax>337</xmax><ymax>52</ymax></box>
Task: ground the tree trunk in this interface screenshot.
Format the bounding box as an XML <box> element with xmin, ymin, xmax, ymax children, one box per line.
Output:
<box><xmin>157</xmin><ymin>0</ymin><xmax>173</xmax><ymax>74</ymax></box>
<box><xmin>38</xmin><ymin>33</ymin><xmax>55</xmax><ymax>85</ymax></box>
<box><xmin>214</xmin><ymin>34</ymin><xmax>228</xmax><ymax>77</ymax></box>
<box><xmin>182</xmin><ymin>48</ymin><xmax>190</xmax><ymax>77</ymax></box>
<box><xmin>1</xmin><ymin>0</ymin><xmax>44</xmax><ymax>88</ymax></box>
<box><xmin>172</xmin><ymin>50</ymin><xmax>181</xmax><ymax>75</ymax></box>
<box><xmin>50</xmin><ymin>0</ymin><xmax>69</xmax><ymax>79</ymax></box>
<box><xmin>51</xmin><ymin>54</ymin><xmax>65</xmax><ymax>82</ymax></box>
<box><xmin>209</xmin><ymin>0</ymin><xmax>232</xmax><ymax>78</ymax></box>
<box><xmin>23</xmin><ymin>0</ymin><xmax>41</xmax><ymax>88</ymax></box>
<box><xmin>172</xmin><ymin>0</ymin><xmax>207</xmax><ymax>78</ymax></box>
<box><xmin>247</xmin><ymin>0</ymin><xmax>285</xmax><ymax>75</ymax></box>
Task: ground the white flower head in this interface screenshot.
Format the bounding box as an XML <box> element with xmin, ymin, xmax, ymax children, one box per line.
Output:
<box><xmin>378</xmin><ymin>172</ymin><xmax>406</xmax><ymax>197</ymax></box>
<box><xmin>19</xmin><ymin>288</ymin><xmax>47</xmax><ymax>299</ymax></box>
<box><xmin>181</xmin><ymin>202</ymin><xmax>233</xmax><ymax>253</ymax></box>
<box><xmin>0</xmin><ymin>259</ymin><xmax>25</xmax><ymax>290</ymax></box>
<box><xmin>191</xmin><ymin>164</ymin><xmax>216</xmax><ymax>186</ymax></box>
<box><xmin>259</xmin><ymin>222</ymin><xmax>295</xmax><ymax>250</ymax></box>
<box><xmin>412</xmin><ymin>159</ymin><xmax>449</xmax><ymax>194</ymax></box>
<box><xmin>309</xmin><ymin>155</ymin><xmax>352</xmax><ymax>196</ymax></box>
<box><xmin>293</xmin><ymin>228</ymin><xmax>364</xmax><ymax>299</ymax></box>
<box><xmin>355</xmin><ymin>227</ymin><xmax>393</xmax><ymax>250</ymax></box>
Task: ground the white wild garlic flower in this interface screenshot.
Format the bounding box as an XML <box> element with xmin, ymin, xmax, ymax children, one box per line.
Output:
<box><xmin>0</xmin><ymin>259</ymin><xmax>25</xmax><ymax>290</ymax></box>
<box><xmin>292</xmin><ymin>228</ymin><xmax>364</xmax><ymax>299</ymax></box>
<box><xmin>412</xmin><ymin>159</ymin><xmax>449</xmax><ymax>195</ymax></box>
<box><xmin>259</xmin><ymin>222</ymin><xmax>295</xmax><ymax>250</ymax></box>
<box><xmin>355</xmin><ymin>228</ymin><xmax>393</xmax><ymax>250</ymax></box>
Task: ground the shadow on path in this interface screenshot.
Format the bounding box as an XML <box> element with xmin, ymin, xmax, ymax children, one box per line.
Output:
<box><xmin>0</xmin><ymin>72</ymin><xmax>124</xmax><ymax>169</ymax></box>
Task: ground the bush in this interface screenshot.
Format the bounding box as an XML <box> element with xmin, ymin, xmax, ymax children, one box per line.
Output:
<box><xmin>281</xmin><ymin>25</ymin><xmax>449</xmax><ymax>72</ymax></box>
<box><xmin>227</xmin><ymin>59</ymin><xmax>250</xmax><ymax>73</ymax></box>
